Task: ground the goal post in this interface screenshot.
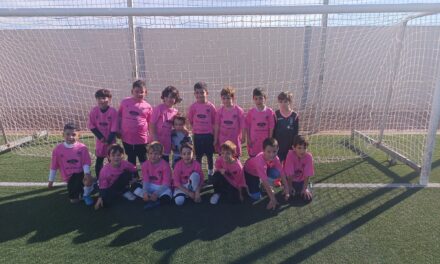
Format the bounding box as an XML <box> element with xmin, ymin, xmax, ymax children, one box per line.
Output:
<box><xmin>0</xmin><ymin>3</ymin><xmax>440</xmax><ymax>184</ymax></box>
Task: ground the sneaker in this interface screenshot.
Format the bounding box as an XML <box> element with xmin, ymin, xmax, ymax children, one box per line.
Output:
<box><xmin>143</xmin><ymin>200</ymin><xmax>160</xmax><ymax>210</ymax></box>
<box><xmin>123</xmin><ymin>191</ymin><xmax>136</xmax><ymax>201</ymax></box>
<box><xmin>210</xmin><ymin>193</ymin><xmax>221</xmax><ymax>205</ymax></box>
<box><xmin>133</xmin><ymin>187</ymin><xmax>144</xmax><ymax>199</ymax></box>
<box><xmin>83</xmin><ymin>195</ymin><xmax>94</xmax><ymax>206</ymax></box>
<box><xmin>249</xmin><ymin>192</ymin><xmax>262</xmax><ymax>201</ymax></box>
<box><xmin>274</xmin><ymin>178</ymin><xmax>282</xmax><ymax>187</ymax></box>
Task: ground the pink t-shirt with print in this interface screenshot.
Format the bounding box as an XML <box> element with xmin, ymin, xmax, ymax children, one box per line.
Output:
<box><xmin>244</xmin><ymin>152</ymin><xmax>284</xmax><ymax>182</ymax></box>
<box><xmin>215</xmin><ymin>105</ymin><xmax>245</xmax><ymax>156</ymax></box>
<box><xmin>215</xmin><ymin>156</ymin><xmax>246</xmax><ymax>189</ymax></box>
<box><xmin>283</xmin><ymin>150</ymin><xmax>314</xmax><ymax>182</ymax></box>
<box><xmin>88</xmin><ymin>106</ymin><xmax>119</xmax><ymax>157</ymax></box>
<box><xmin>245</xmin><ymin>107</ymin><xmax>275</xmax><ymax>157</ymax></box>
<box><xmin>50</xmin><ymin>142</ymin><xmax>92</xmax><ymax>182</ymax></box>
<box><xmin>188</xmin><ymin>101</ymin><xmax>216</xmax><ymax>134</ymax></box>
<box><xmin>118</xmin><ymin>97</ymin><xmax>152</xmax><ymax>144</ymax></box>
<box><xmin>151</xmin><ymin>103</ymin><xmax>178</xmax><ymax>155</ymax></box>
<box><xmin>173</xmin><ymin>159</ymin><xmax>204</xmax><ymax>187</ymax></box>
<box><xmin>99</xmin><ymin>160</ymin><xmax>137</xmax><ymax>189</ymax></box>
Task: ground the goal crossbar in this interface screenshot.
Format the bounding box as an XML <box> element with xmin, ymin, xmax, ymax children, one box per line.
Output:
<box><xmin>1</xmin><ymin>4</ymin><xmax>440</xmax><ymax>17</ymax></box>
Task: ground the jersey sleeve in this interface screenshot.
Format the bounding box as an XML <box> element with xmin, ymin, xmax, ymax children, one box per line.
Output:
<box><xmin>82</xmin><ymin>146</ymin><xmax>92</xmax><ymax>167</ymax></box>
<box><xmin>214</xmin><ymin>157</ymin><xmax>223</xmax><ymax>171</ymax></box>
<box><xmin>141</xmin><ymin>161</ymin><xmax>149</xmax><ymax>183</ymax></box>
<box><xmin>235</xmin><ymin>161</ymin><xmax>246</xmax><ymax>187</ymax></box>
<box><xmin>50</xmin><ymin>147</ymin><xmax>59</xmax><ymax>170</ymax></box>
<box><xmin>151</xmin><ymin>105</ymin><xmax>161</xmax><ymax>125</ymax></box>
<box><xmin>210</xmin><ymin>104</ymin><xmax>217</xmax><ymax>125</ymax></box>
<box><xmin>237</xmin><ymin>106</ymin><xmax>245</xmax><ymax>130</ymax></box>
<box><xmin>88</xmin><ymin>108</ymin><xmax>96</xmax><ymax>130</ymax></box>
<box><xmin>110</xmin><ymin>108</ymin><xmax>119</xmax><ymax>133</ymax></box>
<box><xmin>283</xmin><ymin>151</ymin><xmax>295</xmax><ymax>177</ymax></box>
<box><xmin>303</xmin><ymin>153</ymin><xmax>315</xmax><ymax>178</ymax></box>
<box><xmin>162</xmin><ymin>163</ymin><xmax>172</xmax><ymax>186</ymax></box>
<box><xmin>172</xmin><ymin>162</ymin><xmax>182</xmax><ymax>187</ymax></box>
<box><xmin>187</xmin><ymin>104</ymin><xmax>194</xmax><ymax>126</ymax></box>
<box><xmin>268</xmin><ymin>108</ymin><xmax>276</xmax><ymax>130</ymax></box>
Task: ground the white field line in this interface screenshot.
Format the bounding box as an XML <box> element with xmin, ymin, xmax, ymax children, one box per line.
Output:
<box><xmin>1</xmin><ymin>182</ymin><xmax>440</xmax><ymax>188</ymax></box>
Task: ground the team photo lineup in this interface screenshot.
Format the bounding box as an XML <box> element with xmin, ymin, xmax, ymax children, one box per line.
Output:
<box><xmin>49</xmin><ymin>80</ymin><xmax>313</xmax><ymax>211</ymax></box>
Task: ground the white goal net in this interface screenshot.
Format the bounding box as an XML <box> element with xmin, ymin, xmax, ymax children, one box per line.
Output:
<box><xmin>1</xmin><ymin>1</ymin><xmax>440</xmax><ymax>183</ymax></box>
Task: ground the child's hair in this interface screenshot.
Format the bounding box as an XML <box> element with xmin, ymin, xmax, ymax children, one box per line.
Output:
<box><xmin>107</xmin><ymin>144</ymin><xmax>124</xmax><ymax>156</ymax></box>
<box><xmin>194</xmin><ymin>81</ymin><xmax>208</xmax><ymax>92</ymax></box>
<box><xmin>161</xmin><ymin>85</ymin><xmax>182</xmax><ymax>103</ymax></box>
<box><xmin>293</xmin><ymin>135</ymin><xmax>309</xmax><ymax>148</ymax></box>
<box><xmin>253</xmin><ymin>87</ymin><xmax>266</xmax><ymax>98</ymax></box>
<box><xmin>95</xmin><ymin>89</ymin><xmax>112</xmax><ymax>99</ymax></box>
<box><xmin>180</xmin><ymin>142</ymin><xmax>194</xmax><ymax>153</ymax></box>
<box><xmin>173</xmin><ymin>115</ymin><xmax>186</xmax><ymax>126</ymax></box>
<box><xmin>63</xmin><ymin>123</ymin><xmax>79</xmax><ymax>132</ymax></box>
<box><xmin>132</xmin><ymin>79</ymin><xmax>146</xmax><ymax>89</ymax></box>
<box><xmin>220</xmin><ymin>86</ymin><xmax>235</xmax><ymax>98</ymax></box>
<box><xmin>220</xmin><ymin>140</ymin><xmax>237</xmax><ymax>155</ymax></box>
<box><xmin>278</xmin><ymin>91</ymin><xmax>293</xmax><ymax>103</ymax></box>
<box><xmin>263</xmin><ymin>137</ymin><xmax>279</xmax><ymax>149</ymax></box>
<box><xmin>147</xmin><ymin>141</ymin><xmax>164</xmax><ymax>154</ymax></box>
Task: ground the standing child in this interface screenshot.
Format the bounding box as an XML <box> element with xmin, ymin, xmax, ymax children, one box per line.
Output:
<box><xmin>272</xmin><ymin>91</ymin><xmax>299</xmax><ymax>187</ymax></box>
<box><xmin>94</xmin><ymin>144</ymin><xmax>138</xmax><ymax>210</ymax></box>
<box><xmin>244</xmin><ymin>138</ymin><xmax>289</xmax><ymax>210</ymax></box>
<box><xmin>118</xmin><ymin>80</ymin><xmax>152</xmax><ymax>167</ymax></box>
<box><xmin>88</xmin><ymin>89</ymin><xmax>119</xmax><ymax>179</ymax></box>
<box><xmin>150</xmin><ymin>86</ymin><xmax>182</xmax><ymax>163</ymax></box>
<box><xmin>283</xmin><ymin>135</ymin><xmax>314</xmax><ymax>202</ymax></box>
<box><xmin>214</xmin><ymin>86</ymin><xmax>245</xmax><ymax>157</ymax></box>
<box><xmin>173</xmin><ymin>143</ymin><xmax>204</xmax><ymax>206</ymax></box>
<box><xmin>245</xmin><ymin>88</ymin><xmax>276</xmax><ymax>158</ymax></box>
<box><xmin>210</xmin><ymin>141</ymin><xmax>247</xmax><ymax>205</ymax></box>
<box><xmin>188</xmin><ymin>81</ymin><xmax>216</xmax><ymax>182</ymax></box>
<box><xmin>47</xmin><ymin>123</ymin><xmax>94</xmax><ymax>205</ymax></box>
<box><xmin>141</xmin><ymin>141</ymin><xmax>173</xmax><ymax>209</ymax></box>
<box><xmin>171</xmin><ymin>115</ymin><xmax>192</xmax><ymax>168</ymax></box>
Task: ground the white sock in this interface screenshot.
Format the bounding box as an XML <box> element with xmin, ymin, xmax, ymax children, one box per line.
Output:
<box><xmin>83</xmin><ymin>185</ymin><xmax>93</xmax><ymax>196</ymax></box>
<box><xmin>208</xmin><ymin>169</ymin><xmax>213</xmax><ymax>176</ymax></box>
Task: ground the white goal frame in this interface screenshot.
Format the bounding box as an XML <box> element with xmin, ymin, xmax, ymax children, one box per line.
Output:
<box><xmin>0</xmin><ymin>3</ymin><xmax>439</xmax><ymax>185</ymax></box>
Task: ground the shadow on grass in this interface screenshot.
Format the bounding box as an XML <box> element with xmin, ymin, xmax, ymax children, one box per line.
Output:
<box><xmin>0</xmin><ymin>186</ymin><xmax>292</xmax><ymax>254</ymax></box>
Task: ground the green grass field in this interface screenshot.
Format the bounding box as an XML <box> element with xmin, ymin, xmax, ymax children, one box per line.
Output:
<box><xmin>0</xmin><ymin>135</ymin><xmax>440</xmax><ymax>263</ymax></box>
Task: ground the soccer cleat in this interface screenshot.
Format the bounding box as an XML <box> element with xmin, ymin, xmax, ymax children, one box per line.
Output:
<box><xmin>143</xmin><ymin>200</ymin><xmax>160</xmax><ymax>210</ymax></box>
<box><xmin>249</xmin><ymin>192</ymin><xmax>262</xmax><ymax>201</ymax></box>
<box><xmin>133</xmin><ymin>187</ymin><xmax>144</xmax><ymax>199</ymax></box>
<box><xmin>83</xmin><ymin>195</ymin><xmax>94</xmax><ymax>206</ymax></box>
<box><xmin>210</xmin><ymin>193</ymin><xmax>221</xmax><ymax>205</ymax></box>
<box><xmin>123</xmin><ymin>191</ymin><xmax>136</xmax><ymax>201</ymax></box>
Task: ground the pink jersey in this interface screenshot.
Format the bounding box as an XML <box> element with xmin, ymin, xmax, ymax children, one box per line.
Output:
<box><xmin>118</xmin><ymin>97</ymin><xmax>152</xmax><ymax>144</ymax></box>
<box><xmin>283</xmin><ymin>150</ymin><xmax>314</xmax><ymax>182</ymax></box>
<box><xmin>188</xmin><ymin>101</ymin><xmax>216</xmax><ymax>134</ymax></box>
<box><xmin>173</xmin><ymin>159</ymin><xmax>204</xmax><ymax>187</ymax></box>
<box><xmin>215</xmin><ymin>156</ymin><xmax>246</xmax><ymax>189</ymax></box>
<box><xmin>151</xmin><ymin>103</ymin><xmax>178</xmax><ymax>155</ymax></box>
<box><xmin>216</xmin><ymin>105</ymin><xmax>245</xmax><ymax>156</ymax></box>
<box><xmin>245</xmin><ymin>107</ymin><xmax>275</xmax><ymax>157</ymax></box>
<box><xmin>88</xmin><ymin>106</ymin><xmax>119</xmax><ymax>157</ymax></box>
<box><xmin>99</xmin><ymin>160</ymin><xmax>137</xmax><ymax>189</ymax></box>
<box><xmin>244</xmin><ymin>152</ymin><xmax>284</xmax><ymax>182</ymax></box>
<box><xmin>50</xmin><ymin>142</ymin><xmax>92</xmax><ymax>182</ymax></box>
<box><xmin>141</xmin><ymin>159</ymin><xmax>172</xmax><ymax>186</ymax></box>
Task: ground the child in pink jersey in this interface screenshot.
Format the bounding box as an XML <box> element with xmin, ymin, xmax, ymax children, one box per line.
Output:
<box><xmin>210</xmin><ymin>141</ymin><xmax>247</xmax><ymax>205</ymax></box>
<box><xmin>48</xmin><ymin>123</ymin><xmax>94</xmax><ymax>205</ymax></box>
<box><xmin>94</xmin><ymin>144</ymin><xmax>138</xmax><ymax>210</ymax></box>
<box><xmin>214</xmin><ymin>86</ymin><xmax>245</xmax><ymax>157</ymax></box>
<box><xmin>173</xmin><ymin>143</ymin><xmax>204</xmax><ymax>206</ymax></box>
<box><xmin>141</xmin><ymin>141</ymin><xmax>173</xmax><ymax>209</ymax></box>
<box><xmin>150</xmin><ymin>86</ymin><xmax>182</xmax><ymax>163</ymax></box>
<box><xmin>245</xmin><ymin>88</ymin><xmax>276</xmax><ymax>157</ymax></box>
<box><xmin>118</xmin><ymin>80</ymin><xmax>152</xmax><ymax>167</ymax></box>
<box><xmin>244</xmin><ymin>138</ymin><xmax>289</xmax><ymax>210</ymax></box>
<box><xmin>283</xmin><ymin>135</ymin><xmax>314</xmax><ymax>202</ymax></box>
<box><xmin>188</xmin><ymin>81</ymin><xmax>216</xmax><ymax>181</ymax></box>
<box><xmin>88</xmin><ymin>89</ymin><xmax>119</xmax><ymax>179</ymax></box>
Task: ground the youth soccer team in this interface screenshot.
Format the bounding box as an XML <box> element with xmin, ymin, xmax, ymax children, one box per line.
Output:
<box><xmin>48</xmin><ymin>80</ymin><xmax>314</xmax><ymax>210</ymax></box>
